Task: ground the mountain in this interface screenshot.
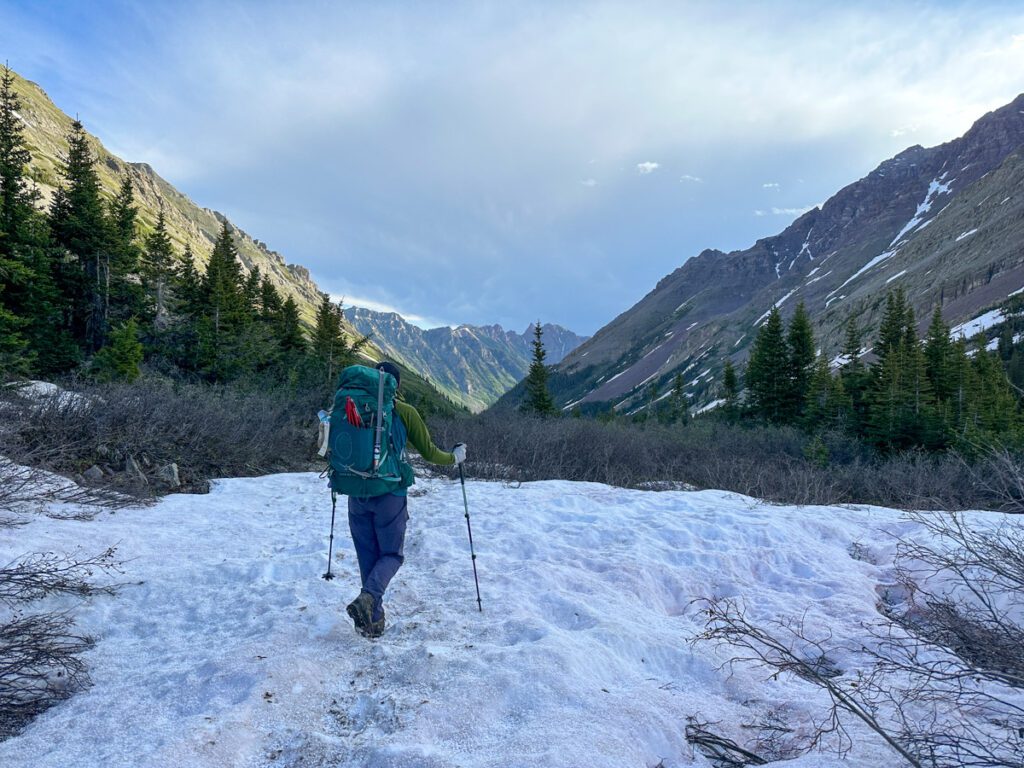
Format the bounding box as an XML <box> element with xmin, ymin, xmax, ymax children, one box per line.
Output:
<box><xmin>347</xmin><ymin>307</ymin><xmax>588</xmax><ymax>412</ymax></box>
<box><xmin>7</xmin><ymin>68</ymin><xmax>326</xmax><ymax>323</ymax></box>
<box><xmin>551</xmin><ymin>93</ymin><xmax>1024</xmax><ymax>413</ymax></box>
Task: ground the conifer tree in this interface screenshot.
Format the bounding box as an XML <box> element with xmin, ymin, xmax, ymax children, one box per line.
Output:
<box><xmin>839</xmin><ymin>317</ymin><xmax>869</xmax><ymax>436</ymax></box>
<box><xmin>669</xmin><ymin>372</ymin><xmax>689</xmax><ymax>424</ymax></box>
<box><xmin>276</xmin><ymin>296</ymin><xmax>306</xmax><ymax>354</ymax></box>
<box><xmin>91</xmin><ymin>318</ymin><xmax>143</xmax><ymax>382</ymax></box>
<box><xmin>243</xmin><ymin>266</ymin><xmax>262</xmax><ymax>317</ymax></box>
<box><xmin>875</xmin><ymin>288</ymin><xmax>909</xmax><ymax>369</ymax></box>
<box><xmin>804</xmin><ymin>354</ymin><xmax>850</xmax><ymax>431</ymax></box>
<box><xmin>259</xmin><ymin>275</ymin><xmax>283</xmax><ymax>321</ymax></box>
<box><xmin>720</xmin><ymin>359</ymin><xmax>740</xmax><ymax>422</ymax></box>
<box><xmin>521</xmin><ymin>321</ymin><xmax>556</xmax><ymax>416</ymax></box>
<box><xmin>0</xmin><ymin>65</ymin><xmax>75</xmax><ymax>373</ymax></box>
<box><xmin>175</xmin><ymin>244</ymin><xmax>202</xmax><ymax>314</ymax></box>
<box><xmin>311</xmin><ymin>293</ymin><xmax>366</xmax><ymax>386</ymax></box>
<box><xmin>143</xmin><ymin>208</ymin><xmax>176</xmax><ymax>330</ymax></box>
<box><xmin>50</xmin><ymin>119</ymin><xmax>108</xmax><ymax>352</ymax></box>
<box><xmin>786</xmin><ymin>301</ymin><xmax>815</xmax><ymax>420</ymax></box>
<box><xmin>923</xmin><ymin>306</ymin><xmax>953</xmax><ymax>402</ymax></box>
<box><xmin>106</xmin><ymin>174</ymin><xmax>144</xmax><ymax>325</ymax></box>
<box><xmin>746</xmin><ymin>307</ymin><xmax>791</xmax><ymax>423</ymax></box>
<box><xmin>0</xmin><ymin>66</ymin><xmax>35</xmax><ymax>254</ymax></box>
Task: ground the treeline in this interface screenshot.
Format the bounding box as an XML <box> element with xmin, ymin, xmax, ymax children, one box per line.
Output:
<box><xmin>736</xmin><ymin>290</ymin><xmax>1022</xmax><ymax>452</ymax></box>
<box><xmin>0</xmin><ymin>66</ymin><xmax>363</xmax><ymax>391</ymax></box>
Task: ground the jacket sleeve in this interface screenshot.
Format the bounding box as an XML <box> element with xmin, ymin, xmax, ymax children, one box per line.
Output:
<box><xmin>396</xmin><ymin>401</ymin><xmax>455</xmax><ymax>466</ymax></box>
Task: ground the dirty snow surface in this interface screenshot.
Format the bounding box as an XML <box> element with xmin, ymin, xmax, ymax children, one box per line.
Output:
<box><xmin>1</xmin><ymin>473</ymin><xmax>963</xmax><ymax>767</ymax></box>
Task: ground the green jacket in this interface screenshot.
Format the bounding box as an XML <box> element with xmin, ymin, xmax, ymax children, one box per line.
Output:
<box><xmin>395</xmin><ymin>400</ymin><xmax>455</xmax><ymax>468</ymax></box>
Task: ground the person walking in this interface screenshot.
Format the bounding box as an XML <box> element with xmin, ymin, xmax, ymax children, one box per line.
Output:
<box><xmin>340</xmin><ymin>361</ymin><xmax>466</xmax><ymax>638</ymax></box>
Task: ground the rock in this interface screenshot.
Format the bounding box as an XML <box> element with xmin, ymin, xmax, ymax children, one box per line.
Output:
<box><xmin>101</xmin><ymin>464</ymin><xmax>116</xmax><ymax>477</ymax></box>
<box><xmin>83</xmin><ymin>465</ymin><xmax>104</xmax><ymax>484</ymax></box>
<box><xmin>125</xmin><ymin>455</ymin><xmax>148</xmax><ymax>487</ymax></box>
<box><xmin>156</xmin><ymin>462</ymin><xmax>180</xmax><ymax>489</ymax></box>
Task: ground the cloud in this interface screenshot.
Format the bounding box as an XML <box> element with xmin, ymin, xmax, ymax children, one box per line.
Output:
<box><xmin>636</xmin><ymin>162</ymin><xmax>660</xmax><ymax>175</ymax></box>
<box><xmin>8</xmin><ymin>2</ymin><xmax>1024</xmax><ymax>335</ymax></box>
<box><xmin>580</xmin><ymin>178</ymin><xmax>598</xmax><ymax>187</ymax></box>
<box><xmin>762</xmin><ymin>182</ymin><xmax>780</xmax><ymax>189</ymax></box>
<box><xmin>755</xmin><ymin>205</ymin><xmax>819</xmax><ymax>217</ymax></box>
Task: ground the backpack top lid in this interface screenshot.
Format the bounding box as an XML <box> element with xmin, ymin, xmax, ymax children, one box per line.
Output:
<box><xmin>335</xmin><ymin>364</ymin><xmax>398</xmax><ymax>402</ymax></box>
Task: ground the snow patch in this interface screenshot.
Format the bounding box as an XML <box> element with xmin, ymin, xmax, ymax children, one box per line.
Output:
<box><xmin>835</xmin><ymin>249</ymin><xmax>898</xmax><ymax>292</ymax></box>
<box><xmin>951</xmin><ymin>308</ymin><xmax>1005</xmax><ymax>339</ymax></box>
<box><xmin>955</xmin><ymin>228</ymin><xmax>978</xmax><ymax>242</ymax></box>
<box><xmin>753</xmin><ymin>290</ymin><xmax>796</xmax><ymax>327</ymax></box>
<box><xmin>695</xmin><ymin>398</ymin><xmax>725</xmax><ymax>414</ymax></box>
<box><xmin>885</xmin><ymin>269</ymin><xmax>908</xmax><ymax>284</ymax></box>
<box><xmin>888</xmin><ymin>177</ymin><xmax>953</xmax><ymax>247</ymax></box>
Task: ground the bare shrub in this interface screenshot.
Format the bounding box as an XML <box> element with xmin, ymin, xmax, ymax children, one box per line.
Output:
<box><xmin>0</xmin><ymin>612</ymin><xmax>93</xmax><ymax>740</ymax></box>
<box><xmin>684</xmin><ymin>715</ymin><xmax>768</xmax><ymax>767</ymax></box>
<box><xmin>0</xmin><ymin>548</ymin><xmax>121</xmax><ymax>604</ymax></box>
<box><xmin>0</xmin><ymin>457</ymin><xmax>135</xmax><ymax>526</ymax></box>
<box><xmin>429</xmin><ymin>413</ymin><xmax>1001</xmax><ymax>510</ymax></box>
<box><xmin>2</xmin><ymin>378</ymin><xmax>322</xmax><ymax>494</ymax></box>
<box><xmin>691</xmin><ymin>509</ymin><xmax>1024</xmax><ymax>768</ymax></box>
<box><xmin>0</xmin><ymin>547</ymin><xmax>121</xmax><ymax>741</ymax></box>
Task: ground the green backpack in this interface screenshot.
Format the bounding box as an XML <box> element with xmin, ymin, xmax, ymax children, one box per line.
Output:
<box><xmin>326</xmin><ymin>365</ymin><xmax>413</xmax><ymax>498</ymax></box>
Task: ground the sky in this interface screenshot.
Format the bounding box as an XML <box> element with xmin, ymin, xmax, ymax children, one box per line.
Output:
<box><xmin>2</xmin><ymin>1</ymin><xmax>1024</xmax><ymax>334</ymax></box>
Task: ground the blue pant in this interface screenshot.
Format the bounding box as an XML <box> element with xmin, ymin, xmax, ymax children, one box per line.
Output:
<box><xmin>348</xmin><ymin>493</ymin><xmax>409</xmax><ymax>621</ymax></box>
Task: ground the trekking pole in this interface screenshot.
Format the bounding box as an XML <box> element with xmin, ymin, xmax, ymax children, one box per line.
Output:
<box><xmin>322</xmin><ymin>491</ymin><xmax>337</xmax><ymax>581</ymax></box>
<box><xmin>458</xmin><ymin>464</ymin><xmax>483</xmax><ymax>612</ymax></box>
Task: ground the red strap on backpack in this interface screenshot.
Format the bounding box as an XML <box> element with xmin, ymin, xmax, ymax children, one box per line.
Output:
<box><xmin>345</xmin><ymin>396</ymin><xmax>363</xmax><ymax>427</ymax></box>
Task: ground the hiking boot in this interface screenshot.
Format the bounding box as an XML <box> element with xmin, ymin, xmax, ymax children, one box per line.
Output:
<box><xmin>346</xmin><ymin>591</ymin><xmax>375</xmax><ymax>632</ymax></box>
<box><xmin>363</xmin><ymin>609</ymin><xmax>386</xmax><ymax>639</ymax></box>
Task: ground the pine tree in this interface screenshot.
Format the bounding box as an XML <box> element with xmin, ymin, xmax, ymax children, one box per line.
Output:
<box><xmin>276</xmin><ymin>296</ymin><xmax>306</xmax><ymax>354</ymax></box>
<box><xmin>923</xmin><ymin>306</ymin><xmax>953</xmax><ymax>402</ymax></box>
<box><xmin>804</xmin><ymin>355</ymin><xmax>849</xmax><ymax>432</ymax></box>
<box><xmin>668</xmin><ymin>372</ymin><xmax>689</xmax><ymax>424</ymax></box>
<box><xmin>0</xmin><ymin>66</ymin><xmax>36</xmax><ymax>254</ymax></box>
<box><xmin>746</xmin><ymin>307</ymin><xmax>791</xmax><ymax>423</ymax></box>
<box><xmin>143</xmin><ymin>208</ymin><xmax>177</xmax><ymax>330</ymax></box>
<box><xmin>106</xmin><ymin>174</ymin><xmax>144</xmax><ymax>325</ymax></box>
<box><xmin>259</xmin><ymin>275</ymin><xmax>283</xmax><ymax>321</ymax></box>
<box><xmin>311</xmin><ymin>293</ymin><xmax>366</xmax><ymax>386</ymax></box>
<box><xmin>876</xmin><ymin>288</ymin><xmax>909</xmax><ymax>369</ymax></box>
<box><xmin>521</xmin><ymin>321</ymin><xmax>556</xmax><ymax>416</ymax></box>
<box><xmin>50</xmin><ymin>119</ymin><xmax>108</xmax><ymax>352</ymax></box>
<box><xmin>720</xmin><ymin>359</ymin><xmax>740</xmax><ymax>422</ymax></box>
<box><xmin>91</xmin><ymin>318</ymin><xmax>143</xmax><ymax>382</ymax></box>
<box><xmin>866</xmin><ymin>294</ymin><xmax>935</xmax><ymax>450</ymax></box>
<box><xmin>0</xmin><ymin>66</ymin><xmax>76</xmax><ymax>373</ymax></box>
<box><xmin>839</xmin><ymin>317</ymin><xmax>869</xmax><ymax>437</ymax></box>
<box><xmin>243</xmin><ymin>266</ymin><xmax>262</xmax><ymax>317</ymax></box>
<box><xmin>786</xmin><ymin>301</ymin><xmax>815</xmax><ymax>421</ymax></box>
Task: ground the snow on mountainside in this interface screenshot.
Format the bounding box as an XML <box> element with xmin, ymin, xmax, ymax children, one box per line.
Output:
<box><xmin>3</xmin><ymin>470</ymin><xmax>1015</xmax><ymax>767</ymax></box>
<box><xmin>348</xmin><ymin>308</ymin><xmax>588</xmax><ymax>412</ymax></box>
<box><xmin>555</xmin><ymin>93</ymin><xmax>1024</xmax><ymax>413</ymax></box>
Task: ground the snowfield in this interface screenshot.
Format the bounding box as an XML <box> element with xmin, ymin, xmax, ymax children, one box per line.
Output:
<box><xmin>0</xmin><ymin>473</ymin><xmax>1000</xmax><ymax>767</ymax></box>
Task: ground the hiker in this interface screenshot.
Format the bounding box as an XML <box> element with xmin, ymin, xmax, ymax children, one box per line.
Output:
<box><xmin>328</xmin><ymin>361</ymin><xmax>466</xmax><ymax>638</ymax></box>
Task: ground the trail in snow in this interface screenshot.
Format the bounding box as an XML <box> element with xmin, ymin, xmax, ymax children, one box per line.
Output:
<box><xmin>2</xmin><ymin>473</ymin><xmax>953</xmax><ymax>767</ymax></box>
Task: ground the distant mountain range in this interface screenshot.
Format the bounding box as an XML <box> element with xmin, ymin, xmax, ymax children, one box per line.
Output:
<box><xmin>347</xmin><ymin>308</ymin><xmax>587</xmax><ymax>411</ymax></box>
<box><xmin>546</xmin><ymin>93</ymin><xmax>1024</xmax><ymax>414</ymax></box>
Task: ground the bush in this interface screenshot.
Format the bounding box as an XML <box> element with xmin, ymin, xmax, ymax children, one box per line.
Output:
<box><xmin>428</xmin><ymin>412</ymin><xmax>1008</xmax><ymax>510</ymax></box>
<box><xmin>2</xmin><ymin>377</ymin><xmax>328</xmax><ymax>493</ymax></box>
